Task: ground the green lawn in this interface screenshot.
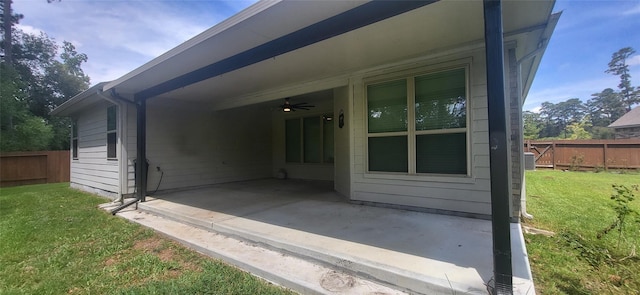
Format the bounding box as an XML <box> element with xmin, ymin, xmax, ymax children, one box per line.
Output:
<box><xmin>525</xmin><ymin>170</ymin><xmax>640</xmax><ymax>294</ymax></box>
<box><xmin>3</xmin><ymin>174</ymin><xmax>639</xmax><ymax>295</ymax></box>
<box><xmin>0</xmin><ymin>183</ymin><xmax>294</xmax><ymax>295</ymax></box>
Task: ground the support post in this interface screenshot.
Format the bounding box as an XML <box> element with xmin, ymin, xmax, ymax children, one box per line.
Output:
<box><xmin>136</xmin><ymin>97</ymin><xmax>147</xmax><ymax>202</ymax></box>
<box><xmin>552</xmin><ymin>142</ymin><xmax>556</xmax><ymax>170</ymax></box>
<box><xmin>603</xmin><ymin>143</ymin><xmax>608</xmax><ymax>171</ymax></box>
<box><xmin>483</xmin><ymin>0</ymin><xmax>513</xmax><ymax>294</ymax></box>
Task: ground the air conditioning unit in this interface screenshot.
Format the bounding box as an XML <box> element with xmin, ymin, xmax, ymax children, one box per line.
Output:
<box><xmin>524</xmin><ymin>152</ymin><xmax>536</xmax><ymax>170</ymax></box>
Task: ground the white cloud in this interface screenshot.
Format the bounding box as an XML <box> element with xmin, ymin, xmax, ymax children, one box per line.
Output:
<box><xmin>12</xmin><ymin>0</ymin><xmax>255</xmax><ymax>85</ymax></box>
<box><xmin>530</xmin><ymin>106</ymin><xmax>542</xmax><ymax>114</ymax></box>
<box><xmin>524</xmin><ymin>76</ymin><xmax>619</xmax><ymax>111</ymax></box>
<box><xmin>622</xmin><ymin>4</ymin><xmax>640</xmax><ymax>16</ymax></box>
<box><xmin>15</xmin><ymin>24</ymin><xmax>44</xmax><ymax>36</ymax></box>
<box><xmin>629</xmin><ymin>55</ymin><xmax>640</xmax><ymax>67</ymax></box>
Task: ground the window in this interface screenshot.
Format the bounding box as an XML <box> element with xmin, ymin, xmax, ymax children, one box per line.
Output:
<box><xmin>72</xmin><ymin>119</ymin><xmax>78</xmax><ymax>159</ymax></box>
<box><xmin>285</xmin><ymin>114</ymin><xmax>334</xmax><ymax>164</ymax></box>
<box><xmin>107</xmin><ymin>105</ymin><xmax>117</xmax><ymax>159</ymax></box>
<box><xmin>366</xmin><ymin>67</ymin><xmax>468</xmax><ymax>175</ymax></box>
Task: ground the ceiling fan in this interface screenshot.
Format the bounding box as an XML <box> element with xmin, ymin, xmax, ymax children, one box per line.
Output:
<box><xmin>280</xmin><ymin>98</ymin><xmax>315</xmax><ymax>112</ymax></box>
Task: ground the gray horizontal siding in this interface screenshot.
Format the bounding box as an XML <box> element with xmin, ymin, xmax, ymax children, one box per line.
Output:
<box><xmin>71</xmin><ymin>100</ymin><xmax>119</xmax><ymax>195</ymax></box>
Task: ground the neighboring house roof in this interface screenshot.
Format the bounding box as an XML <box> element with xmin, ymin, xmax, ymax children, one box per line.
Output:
<box><xmin>53</xmin><ymin>0</ymin><xmax>558</xmax><ymax>115</ymax></box>
<box><xmin>609</xmin><ymin>106</ymin><xmax>640</xmax><ymax>128</ymax></box>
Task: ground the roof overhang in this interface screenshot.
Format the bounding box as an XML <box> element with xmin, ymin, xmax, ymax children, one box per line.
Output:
<box><xmin>53</xmin><ymin>0</ymin><xmax>558</xmax><ymax>115</ymax></box>
<box><xmin>50</xmin><ymin>82</ymin><xmax>109</xmax><ymax>116</ymax></box>
<box><xmin>608</xmin><ymin>106</ymin><xmax>640</xmax><ymax>128</ymax></box>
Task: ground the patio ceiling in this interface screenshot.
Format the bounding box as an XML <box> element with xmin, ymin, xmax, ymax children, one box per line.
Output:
<box><xmin>102</xmin><ymin>0</ymin><xmax>555</xmax><ymax>110</ymax></box>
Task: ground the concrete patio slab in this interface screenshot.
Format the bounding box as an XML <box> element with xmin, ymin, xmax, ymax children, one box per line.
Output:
<box><xmin>112</xmin><ymin>179</ymin><xmax>535</xmax><ymax>294</ymax></box>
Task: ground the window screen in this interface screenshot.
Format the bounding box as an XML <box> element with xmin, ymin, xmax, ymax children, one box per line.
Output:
<box><xmin>285</xmin><ymin>115</ymin><xmax>334</xmax><ymax>164</ymax></box>
<box><xmin>303</xmin><ymin>117</ymin><xmax>321</xmax><ymax>163</ymax></box>
<box><xmin>367</xmin><ymin>79</ymin><xmax>407</xmax><ymax>133</ymax></box>
<box><xmin>416</xmin><ymin>133</ymin><xmax>467</xmax><ymax>174</ymax></box>
<box><xmin>285</xmin><ymin>119</ymin><xmax>301</xmax><ymax>163</ymax></box>
<box><xmin>107</xmin><ymin>105</ymin><xmax>117</xmax><ymax>159</ymax></box>
<box><xmin>72</xmin><ymin>120</ymin><xmax>78</xmax><ymax>159</ymax></box>
<box><xmin>323</xmin><ymin>118</ymin><xmax>334</xmax><ymax>163</ymax></box>
<box><xmin>107</xmin><ymin>132</ymin><xmax>117</xmax><ymax>159</ymax></box>
<box><xmin>415</xmin><ymin>69</ymin><xmax>466</xmax><ymax>131</ymax></box>
<box><xmin>368</xmin><ymin>136</ymin><xmax>408</xmax><ymax>172</ymax></box>
<box><xmin>366</xmin><ymin>67</ymin><xmax>468</xmax><ymax>175</ymax></box>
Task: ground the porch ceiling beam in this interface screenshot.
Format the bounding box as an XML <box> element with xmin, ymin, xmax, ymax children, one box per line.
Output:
<box><xmin>133</xmin><ymin>0</ymin><xmax>439</xmax><ymax>101</ymax></box>
<box><xmin>483</xmin><ymin>0</ymin><xmax>513</xmax><ymax>294</ymax></box>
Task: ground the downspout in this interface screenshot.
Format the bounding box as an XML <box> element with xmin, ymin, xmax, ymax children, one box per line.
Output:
<box><xmin>110</xmin><ymin>96</ymin><xmax>147</xmax><ymax>215</ymax></box>
<box><xmin>96</xmin><ymin>89</ymin><xmax>126</xmax><ymax>203</ymax></box>
<box><xmin>100</xmin><ymin>90</ymin><xmax>147</xmax><ymax>215</ymax></box>
<box><xmin>516</xmin><ymin>11</ymin><xmax>562</xmax><ymax>220</ymax></box>
<box><xmin>96</xmin><ymin>89</ymin><xmax>135</xmax><ymax>204</ymax></box>
<box><xmin>515</xmin><ymin>50</ymin><xmax>542</xmax><ymax>221</ymax></box>
<box><xmin>484</xmin><ymin>0</ymin><xmax>513</xmax><ymax>294</ymax></box>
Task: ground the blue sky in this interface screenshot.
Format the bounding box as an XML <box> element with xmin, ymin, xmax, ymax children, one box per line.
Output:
<box><xmin>13</xmin><ymin>0</ymin><xmax>640</xmax><ymax>112</ymax></box>
<box><xmin>526</xmin><ymin>0</ymin><xmax>640</xmax><ymax>111</ymax></box>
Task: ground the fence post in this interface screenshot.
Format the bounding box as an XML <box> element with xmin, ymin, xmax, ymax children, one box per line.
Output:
<box><xmin>603</xmin><ymin>142</ymin><xmax>608</xmax><ymax>171</ymax></box>
<box><xmin>551</xmin><ymin>142</ymin><xmax>556</xmax><ymax>170</ymax></box>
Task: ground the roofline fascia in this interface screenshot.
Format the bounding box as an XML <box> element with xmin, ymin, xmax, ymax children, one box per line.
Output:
<box><xmin>132</xmin><ymin>0</ymin><xmax>439</xmax><ymax>101</ymax></box>
<box><xmin>50</xmin><ymin>82</ymin><xmax>109</xmax><ymax>116</ymax></box>
<box><xmin>520</xmin><ymin>10</ymin><xmax>562</xmax><ymax>101</ymax></box>
<box><xmin>609</xmin><ymin>124</ymin><xmax>640</xmax><ymax>128</ymax></box>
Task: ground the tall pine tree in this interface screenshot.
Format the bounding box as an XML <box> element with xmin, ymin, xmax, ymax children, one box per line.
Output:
<box><xmin>605</xmin><ymin>47</ymin><xmax>639</xmax><ymax>111</ymax></box>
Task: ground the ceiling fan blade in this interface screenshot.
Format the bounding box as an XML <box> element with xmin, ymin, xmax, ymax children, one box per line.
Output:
<box><xmin>277</xmin><ymin>97</ymin><xmax>315</xmax><ymax>112</ymax></box>
<box><xmin>292</xmin><ymin>104</ymin><xmax>315</xmax><ymax>108</ymax></box>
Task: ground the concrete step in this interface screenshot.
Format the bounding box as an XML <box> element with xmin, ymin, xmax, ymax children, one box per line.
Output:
<box><xmin>136</xmin><ymin>201</ymin><xmax>489</xmax><ymax>295</ymax></box>
<box><xmin>106</xmin><ymin>205</ymin><xmax>407</xmax><ymax>295</ymax></box>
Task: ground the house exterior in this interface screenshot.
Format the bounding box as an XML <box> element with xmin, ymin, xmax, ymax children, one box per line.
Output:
<box><xmin>609</xmin><ymin>106</ymin><xmax>640</xmax><ymax>139</ymax></box>
<box><xmin>52</xmin><ymin>0</ymin><xmax>559</xmax><ymax>220</ymax></box>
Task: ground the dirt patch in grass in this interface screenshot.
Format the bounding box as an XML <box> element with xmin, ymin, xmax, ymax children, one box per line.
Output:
<box><xmin>133</xmin><ymin>236</ymin><xmax>164</xmax><ymax>252</ymax></box>
<box><xmin>103</xmin><ymin>237</ymin><xmax>201</xmax><ymax>277</ymax></box>
<box><xmin>135</xmin><ymin>237</ymin><xmax>201</xmax><ymax>273</ymax></box>
<box><xmin>104</xmin><ymin>255</ymin><xmax>120</xmax><ymax>267</ymax></box>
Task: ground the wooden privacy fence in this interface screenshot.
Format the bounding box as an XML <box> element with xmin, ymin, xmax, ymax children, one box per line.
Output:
<box><xmin>0</xmin><ymin>151</ymin><xmax>70</xmax><ymax>187</ymax></box>
<box><xmin>525</xmin><ymin>139</ymin><xmax>640</xmax><ymax>171</ymax></box>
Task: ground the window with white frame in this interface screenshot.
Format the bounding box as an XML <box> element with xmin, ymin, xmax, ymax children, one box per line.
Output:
<box><xmin>72</xmin><ymin>119</ymin><xmax>78</xmax><ymax>159</ymax></box>
<box><xmin>285</xmin><ymin>115</ymin><xmax>334</xmax><ymax>164</ymax></box>
<box><xmin>107</xmin><ymin>105</ymin><xmax>117</xmax><ymax>159</ymax></box>
<box><xmin>366</xmin><ymin>67</ymin><xmax>468</xmax><ymax>175</ymax></box>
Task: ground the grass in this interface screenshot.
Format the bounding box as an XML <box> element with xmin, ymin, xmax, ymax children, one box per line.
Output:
<box><xmin>0</xmin><ymin>183</ymin><xmax>295</xmax><ymax>295</ymax></box>
<box><xmin>524</xmin><ymin>170</ymin><xmax>640</xmax><ymax>294</ymax></box>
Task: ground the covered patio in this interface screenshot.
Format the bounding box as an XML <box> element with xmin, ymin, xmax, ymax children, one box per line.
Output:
<box><xmin>109</xmin><ymin>179</ymin><xmax>534</xmax><ymax>294</ymax></box>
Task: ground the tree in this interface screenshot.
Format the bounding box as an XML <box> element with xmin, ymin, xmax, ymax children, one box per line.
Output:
<box><xmin>0</xmin><ymin>0</ymin><xmax>23</xmax><ymax>66</ymax></box>
<box><xmin>523</xmin><ymin>111</ymin><xmax>542</xmax><ymax>139</ymax></box>
<box><xmin>586</xmin><ymin>88</ymin><xmax>626</xmax><ymax>127</ymax></box>
<box><xmin>606</xmin><ymin>47</ymin><xmax>639</xmax><ymax>111</ymax></box>
<box><xmin>1</xmin><ymin>4</ymin><xmax>90</xmax><ymax>152</ymax></box>
<box><xmin>539</xmin><ymin>98</ymin><xmax>586</xmax><ymax>138</ymax></box>
<box><xmin>565</xmin><ymin>119</ymin><xmax>592</xmax><ymax>140</ymax></box>
<box><xmin>0</xmin><ymin>64</ymin><xmax>54</xmax><ymax>151</ymax></box>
